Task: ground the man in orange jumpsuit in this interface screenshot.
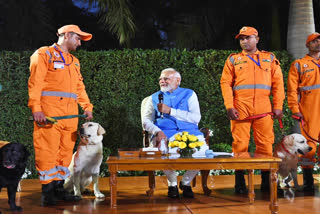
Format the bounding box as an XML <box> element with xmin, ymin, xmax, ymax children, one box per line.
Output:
<box><xmin>287</xmin><ymin>33</ymin><xmax>320</xmax><ymax>192</ymax></box>
<box><xmin>28</xmin><ymin>25</ymin><xmax>93</xmax><ymax>206</ymax></box>
<box><xmin>220</xmin><ymin>26</ymin><xmax>285</xmax><ymax>193</ymax></box>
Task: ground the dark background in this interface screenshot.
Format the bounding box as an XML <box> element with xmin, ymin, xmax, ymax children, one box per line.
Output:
<box><xmin>1</xmin><ymin>0</ymin><xmax>320</xmax><ymax>51</ymax></box>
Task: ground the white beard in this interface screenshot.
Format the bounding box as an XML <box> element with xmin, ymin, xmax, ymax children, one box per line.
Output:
<box><xmin>160</xmin><ymin>85</ymin><xmax>173</xmax><ymax>92</ymax></box>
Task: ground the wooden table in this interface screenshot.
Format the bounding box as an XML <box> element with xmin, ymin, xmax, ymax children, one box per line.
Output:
<box><xmin>107</xmin><ymin>152</ymin><xmax>281</xmax><ymax>213</ymax></box>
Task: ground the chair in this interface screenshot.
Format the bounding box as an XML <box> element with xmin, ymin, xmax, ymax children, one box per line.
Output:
<box><xmin>141</xmin><ymin>96</ymin><xmax>211</xmax><ymax>196</ymax></box>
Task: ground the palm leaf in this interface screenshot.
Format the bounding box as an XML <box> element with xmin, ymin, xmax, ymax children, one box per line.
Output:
<box><xmin>87</xmin><ymin>0</ymin><xmax>136</xmax><ymax>46</ymax></box>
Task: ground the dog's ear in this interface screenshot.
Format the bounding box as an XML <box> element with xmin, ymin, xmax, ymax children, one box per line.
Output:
<box><xmin>288</xmin><ymin>135</ymin><xmax>295</xmax><ymax>146</ymax></box>
<box><xmin>97</xmin><ymin>124</ymin><xmax>106</xmax><ymax>136</ymax></box>
<box><xmin>282</xmin><ymin>135</ymin><xmax>294</xmax><ymax>146</ymax></box>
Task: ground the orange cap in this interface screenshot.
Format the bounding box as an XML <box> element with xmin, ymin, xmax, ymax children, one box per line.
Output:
<box><xmin>235</xmin><ymin>26</ymin><xmax>258</xmax><ymax>39</ymax></box>
<box><xmin>57</xmin><ymin>25</ymin><xmax>92</xmax><ymax>41</ymax></box>
<box><xmin>306</xmin><ymin>32</ymin><xmax>320</xmax><ymax>45</ymax></box>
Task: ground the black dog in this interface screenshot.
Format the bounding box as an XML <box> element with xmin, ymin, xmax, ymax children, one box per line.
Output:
<box><xmin>0</xmin><ymin>143</ymin><xmax>29</xmax><ymax>212</ymax></box>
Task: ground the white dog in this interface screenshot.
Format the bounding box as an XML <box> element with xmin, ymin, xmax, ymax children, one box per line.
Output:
<box><xmin>64</xmin><ymin>122</ymin><xmax>106</xmax><ymax>198</ymax></box>
<box><xmin>274</xmin><ymin>133</ymin><xmax>312</xmax><ymax>189</ymax></box>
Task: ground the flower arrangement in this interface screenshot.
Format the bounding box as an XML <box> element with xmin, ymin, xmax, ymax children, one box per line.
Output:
<box><xmin>168</xmin><ymin>132</ymin><xmax>205</xmax><ymax>157</ymax></box>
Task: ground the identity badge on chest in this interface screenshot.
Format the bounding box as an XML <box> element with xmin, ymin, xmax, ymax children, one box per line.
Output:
<box><xmin>53</xmin><ymin>61</ymin><xmax>65</xmax><ymax>69</ymax></box>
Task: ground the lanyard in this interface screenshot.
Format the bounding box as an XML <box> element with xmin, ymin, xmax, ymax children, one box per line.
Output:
<box><xmin>312</xmin><ymin>60</ymin><xmax>320</xmax><ymax>68</ymax></box>
<box><xmin>247</xmin><ymin>54</ymin><xmax>260</xmax><ymax>67</ymax></box>
<box><xmin>53</xmin><ymin>45</ymin><xmax>73</xmax><ymax>66</ymax></box>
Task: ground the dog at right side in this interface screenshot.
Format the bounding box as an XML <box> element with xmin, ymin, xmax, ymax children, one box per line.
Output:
<box><xmin>274</xmin><ymin>133</ymin><xmax>312</xmax><ymax>189</ymax></box>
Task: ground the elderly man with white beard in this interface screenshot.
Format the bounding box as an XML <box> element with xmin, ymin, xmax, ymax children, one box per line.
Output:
<box><xmin>142</xmin><ymin>68</ymin><xmax>207</xmax><ymax>199</ymax></box>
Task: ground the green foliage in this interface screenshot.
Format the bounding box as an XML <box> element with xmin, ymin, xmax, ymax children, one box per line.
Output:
<box><xmin>0</xmin><ymin>49</ymin><xmax>294</xmax><ymax>177</ymax></box>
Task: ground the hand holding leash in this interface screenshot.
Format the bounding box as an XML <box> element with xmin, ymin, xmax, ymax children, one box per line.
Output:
<box><xmin>272</xmin><ymin>109</ymin><xmax>283</xmax><ymax>119</ymax></box>
<box><xmin>83</xmin><ymin>111</ymin><xmax>93</xmax><ymax>120</ymax></box>
<box><xmin>33</xmin><ymin>114</ymin><xmax>87</xmax><ymax>127</ymax></box>
<box><xmin>33</xmin><ymin>111</ymin><xmax>46</xmax><ymax>123</ymax></box>
<box><xmin>227</xmin><ymin>108</ymin><xmax>239</xmax><ymax>120</ymax></box>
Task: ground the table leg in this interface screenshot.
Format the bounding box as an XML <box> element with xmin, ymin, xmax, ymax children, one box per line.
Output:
<box><xmin>109</xmin><ymin>167</ymin><xmax>117</xmax><ymax>209</ymax></box>
<box><xmin>201</xmin><ymin>170</ymin><xmax>212</xmax><ymax>196</ymax></box>
<box><xmin>269</xmin><ymin>169</ymin><xmax>279</xmax><ymax>214</ymax></box>
<box><xmin>248</xmin><ymin>169</ymin><xmax>255</xmax><ymax>204</ymax></box>
<box><xmin>146</xmin><ymin>171</ymin><xmax>155</xmax><ymax>196</ymax></box>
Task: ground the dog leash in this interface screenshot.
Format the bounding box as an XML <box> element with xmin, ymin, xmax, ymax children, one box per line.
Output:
<box><xmin>292</xmin><ymin>115</ymin><xmax>319</xmax><ymax>143</ymax></box>
<box><xmin>237</xmin><ymin>112</ymin><xmax>285</xmax><ymax>136</ymax></box>
<box><xmin>35</xmin><ymin>115</ymin><xmax>87</xmax><ymax>127</ymax></box>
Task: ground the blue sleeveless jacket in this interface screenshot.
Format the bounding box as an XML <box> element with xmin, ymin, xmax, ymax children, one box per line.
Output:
<box><xmin>151</xmin><ymin>87</ymin><xmax>203</xmax><ymax>138</ymax></box>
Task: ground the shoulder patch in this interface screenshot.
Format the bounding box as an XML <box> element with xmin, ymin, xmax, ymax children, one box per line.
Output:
<box><xmin>228</xmin><ymin>53</ymin><xmax>240</xmax><ymax>65</ymax></box>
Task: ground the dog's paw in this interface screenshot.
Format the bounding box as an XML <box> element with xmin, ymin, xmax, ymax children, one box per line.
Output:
<box><xmin>74</xmin><ymin>189</ymin><xmax>82</xmax><ymax>197</ymax></box>
<box><xmin>82</xmin><ymin>188</ymin><xmax>92</xmax><ymax>195</ymax></box>
<box><xmin>75</xmin><ymin>193</ymin><xmax>83</xmax><ymax>199</ymax></box>
<box><xmin>94</xmin><ymin>191</ymin><xmax>105</xmax><ymax>198</ymax></box>
<box><xmin>17</xmin><ymin>183</ymin><xmax>22</xmax><ymax>192</ymax></box>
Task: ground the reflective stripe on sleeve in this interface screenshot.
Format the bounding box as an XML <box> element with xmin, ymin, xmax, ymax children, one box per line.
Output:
<box><xmin>299</xmin><ymin>84</ymin><xmax>320</xmax><ymax>91</ymax></box>
<box><xmin>229</xmin><ymin>56</ymin><xmax>235</xmax><ymax>65</ymax></box>
<box><xmin>45</xmin><ymin>50</ymin><xmax>52</xmax><ymax>63</ymax></box>
<box><xmin>295</xmin><ymin>62</ymin><xmax>302</xmax><ymax>74</ymax></box>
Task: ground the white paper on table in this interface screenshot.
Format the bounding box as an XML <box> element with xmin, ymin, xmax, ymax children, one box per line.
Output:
<box><xmin>142</xmin><ymin>147</ymin><xmax>159</xmax><ymax>152</ymax></box>
<box><xmin>212</xmin><ymin>152</ymin><xmax>234</xmax><ymax>157</ymax></box>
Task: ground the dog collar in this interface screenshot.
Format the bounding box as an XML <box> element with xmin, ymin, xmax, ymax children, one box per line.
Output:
<box><xmin>281</xmin><ymin>142</ymin><xmax>290</xmax><ymax>154</ymax></box>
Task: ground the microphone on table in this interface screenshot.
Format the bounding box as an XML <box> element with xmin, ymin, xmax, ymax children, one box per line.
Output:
<box><xmin>158</xmin><ymin>93</ymin><xmax>164</xmax><ymax>119</ymax></box>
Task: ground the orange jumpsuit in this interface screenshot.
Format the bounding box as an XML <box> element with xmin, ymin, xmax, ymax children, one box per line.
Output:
<box><xmin>28</xmin><ymin>44</ymin><xmax>93</xmax><ymax>184</ymax></box>
<box><xmin>220</xmin><ymin>50</ymin><xmax>285</xmax><ymax>156</ymax></box>
<box><xmin>287</xmin><ymin>55</ymin><xmax>320</xmax><ymax>168</ymax></box>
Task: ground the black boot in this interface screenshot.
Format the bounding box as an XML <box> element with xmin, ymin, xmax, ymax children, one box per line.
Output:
<box><xmin>41</xmin><ymin>182</ymin><xmax>57</xmax><ymax>206</ymax></box>
<box><xmin>179</xmin><ymin>181</ymin><xmax>194</xmax><ymax>198</ymax></box>
<box><xmin>167</xmin><ymin>186</ymin><xmax>179</xmax><ymax>198</ymax></box>
<box><xmin>303</xmin><ymin>168</ymin><xmax>314</xmax><ymax>192</ymax></box>
<box><xmin>260</xmin><ymin>171</ymin><xmax>270</xmax><ymax>192</ymax></box>
<box><xmin>235</xmin><ymin>170</ymin><xmax>247</xmax><ymax>194</ymax></box>
<box><xmin>54</xmin><ymin>180</ymin><xmax>81</xmax><ymax>201</ymax></box>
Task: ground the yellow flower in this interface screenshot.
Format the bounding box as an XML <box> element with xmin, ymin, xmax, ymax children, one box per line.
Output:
<box><xmin>182</xmin><ymin>131</ymin><xmax>189</xmax><ymax>135</ymax></box>
<box><xmin>196</xmin><ymin>141</ymin><xmax>205</xmax><ymax>147</ymax></box>
<box><xmin>173</xmin><ymin>141</ymin><xmax>180</xmax><ymax>147</ymax></box>
<box><xmin>168</xmin><ymin>142</ymin><xmax>174</xmax><ymax>148</ymax></box>
<box><xmin>188</xmin><ymin>135</ymin><xmax>198</xmax><ymax>142</ymax></box>
<box><xmin>189</xmin><ymin>143</ymin><xmax>196</xmax><ymax>149</ymax></box>
<box><xmin>175</xmin><ymin>134</ymin><xmax>182</xmax><ymax>141</ymax></box>
<box><xmin>181</xmin><ymin>135</ymin><xmax>188</xmax><ymax>142</ymax></box>
<box><xmin>179</xmin><ymin>142</ymin><xmax>187</xmax><ymax>149</ymax></box>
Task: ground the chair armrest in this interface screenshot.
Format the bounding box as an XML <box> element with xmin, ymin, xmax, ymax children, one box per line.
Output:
<box><xmin>200</xmin><ymin>127</ymin><xmax>210</xmax><ymax>145</ymax></box>
<box><xmin>143</xmin><ymin>130</ymin><xmax>150</xmax><ymax>147</ymax></box>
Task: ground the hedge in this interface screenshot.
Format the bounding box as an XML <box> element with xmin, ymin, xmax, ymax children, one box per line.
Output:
<box><xmin>0</xmin><ymin>49</ymin><xmax>294</xmax><ymax>177</ymax></box>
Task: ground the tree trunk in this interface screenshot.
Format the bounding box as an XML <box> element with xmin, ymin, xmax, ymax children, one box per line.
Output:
<box><xmin>287</xmin><ymin>0</ymin><xmax>315</xmax><ymax>133</ymax></box>
<box><xmin>287</xmin><ymin>0</ymin><xmax>315</xmax><ymax>59</ymax></box>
